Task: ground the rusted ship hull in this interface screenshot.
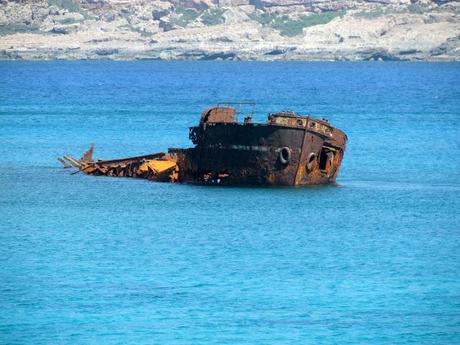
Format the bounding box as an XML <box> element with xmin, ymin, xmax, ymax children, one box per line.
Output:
<box><xmin>172</xmin><ymin>122</ymin><xmax>345</xmax><ymax>186</ymax></box>
<box><xmin>59</xmin><ymin>105</ymin><xmax>347</xmax><ymax>187</ymax></box>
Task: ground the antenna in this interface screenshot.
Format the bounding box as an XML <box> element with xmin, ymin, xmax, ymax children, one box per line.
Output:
<box><xmin>217</xmin><ymin>100</ymin><xmax>256</xmax><ymax>120</ymax></box>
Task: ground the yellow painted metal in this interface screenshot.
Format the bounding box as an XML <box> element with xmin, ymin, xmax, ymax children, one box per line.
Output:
<box><xmin>138</xmin><ymin>159</ymin><xmax>177</xmax><ymax>174</ymax></box>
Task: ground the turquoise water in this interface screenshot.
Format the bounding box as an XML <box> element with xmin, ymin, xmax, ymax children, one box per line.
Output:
<box><xmin>0</xmin><ymin>61</ymin><xmax>459</xmax><ymax>344</ymax></box>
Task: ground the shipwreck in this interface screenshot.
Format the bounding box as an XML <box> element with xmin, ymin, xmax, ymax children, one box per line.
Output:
<box><xmin>59</xmin><ymin>103</ymin><xmax>347</xmax><ymax>186</ymax></box>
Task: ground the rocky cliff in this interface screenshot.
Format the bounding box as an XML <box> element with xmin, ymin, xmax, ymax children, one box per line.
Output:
<box><xmin>0</xmin><ymin>0</ymin><xmax>459</xmax><ymax>60</ymax></box>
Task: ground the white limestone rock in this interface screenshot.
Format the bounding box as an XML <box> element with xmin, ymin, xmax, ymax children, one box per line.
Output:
<box><xmin>0</xmin><ymin>0</ymin><xmax>458</xmax><ymax>60</ymax></box>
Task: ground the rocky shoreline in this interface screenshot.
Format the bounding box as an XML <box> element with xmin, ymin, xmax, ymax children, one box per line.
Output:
<box><xmin>0</xmin><ymin>0</ymin><xmax>459</xmax><ymax>61</ymax></box>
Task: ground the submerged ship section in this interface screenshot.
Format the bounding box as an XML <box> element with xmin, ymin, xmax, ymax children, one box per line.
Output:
<box><xmin>60</xmin><ymin>104</ymin><xmax>347</xmax><ymax>186</ymax></box>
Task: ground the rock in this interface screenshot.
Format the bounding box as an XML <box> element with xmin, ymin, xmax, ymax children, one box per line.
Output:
<box><xmin>95</xmin><ymin>48</ymin><xmax>119</xmax><ymax>56</ymax></box>
<box><xmin>153</xmin><ymin>9</ymin><xmax>170</xmax><ymax>20</ymax></box>
<box><xmin>0</xmin><ymin>0</ymin><xmax>458</xmax><ymax>61</ymax></box>
<box><xmin>50</xmin><ymin>27</ymin><xmax>69</xmax><ymax>34</ymax></box>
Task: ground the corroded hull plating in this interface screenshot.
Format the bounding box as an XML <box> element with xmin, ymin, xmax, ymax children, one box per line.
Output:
<box><xmin>172</xmin><ymin>118</ymin><xmax>346</xmax><ymax>186</ymax></box>
<box><xmin>59</xmin><ymin>106</ymin><xmax>347</xmax><ymax>187</ymax></box>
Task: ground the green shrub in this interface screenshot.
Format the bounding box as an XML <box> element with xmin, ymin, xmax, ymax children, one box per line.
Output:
<box><xmin>0</xmin><ymin>24</ymin><xmax>38</xmax><ymax>36</ymax></box>
<box><xmin>251</xmin><ymin>11</ymin><xmax>345</xmax><ymax>37</ymax></box>
<box><xmin>250</xmin><ymin>12</ymin><xmax>276</xmax><ymax>26</ymax></box>
<box><xmin>171</xmin><ymin>7</ymin><xmax>200</xmax><ymax>27</ymax></box>
<box><xmin>57</xmin><ymin>17</ymin><xmax>81</xmax><ymax>25</ymax></box>
<box><xmin>201</xmin><ymin>9</ymin><xmax>225</xmax><ymax>26</ymax></box>
<box><xmin>47</xmin><ymin>0</ymin><xmax>81</xmax><ymax>13</ymax></box>
<box><xmin>354</xmin><ymin>8</ymin><xmax>385</xmax><ymax>19</ymax></box>
<box><xmin>407</xmin><ymin>4</ymin><xmax>425</xmax><ymax>14</ymax></box>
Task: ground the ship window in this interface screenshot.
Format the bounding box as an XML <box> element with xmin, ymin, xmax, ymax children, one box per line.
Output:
<box><xmin>319</xmin><ymin>148</ymin><xmax>328</xmax><ymax>170</ymax></box>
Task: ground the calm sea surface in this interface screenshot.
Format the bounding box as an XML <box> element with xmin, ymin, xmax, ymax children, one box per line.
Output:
<box><xmin>0</xmin><ymin>61</ymin><xmax>459</xmax><ymax>344</ymax></box>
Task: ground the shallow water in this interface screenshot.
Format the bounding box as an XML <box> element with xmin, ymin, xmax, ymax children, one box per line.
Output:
<box><xmin>0</xmin><ymin>61</ymin><xmax>459</xmax><ymax>344</ymax></box>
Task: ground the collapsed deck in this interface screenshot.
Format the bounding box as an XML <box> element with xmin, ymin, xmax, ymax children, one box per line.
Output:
<box><xmin>60</xmin><ymin>105</ymin><xmax>347</xmax><ymax>186</ymax></box>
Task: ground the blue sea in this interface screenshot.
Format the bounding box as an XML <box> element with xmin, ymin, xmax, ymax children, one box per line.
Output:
<box><xmin>0</xmin><ymin>61</ymin><xmax>459</xmax><ymax>344</ymax></box>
